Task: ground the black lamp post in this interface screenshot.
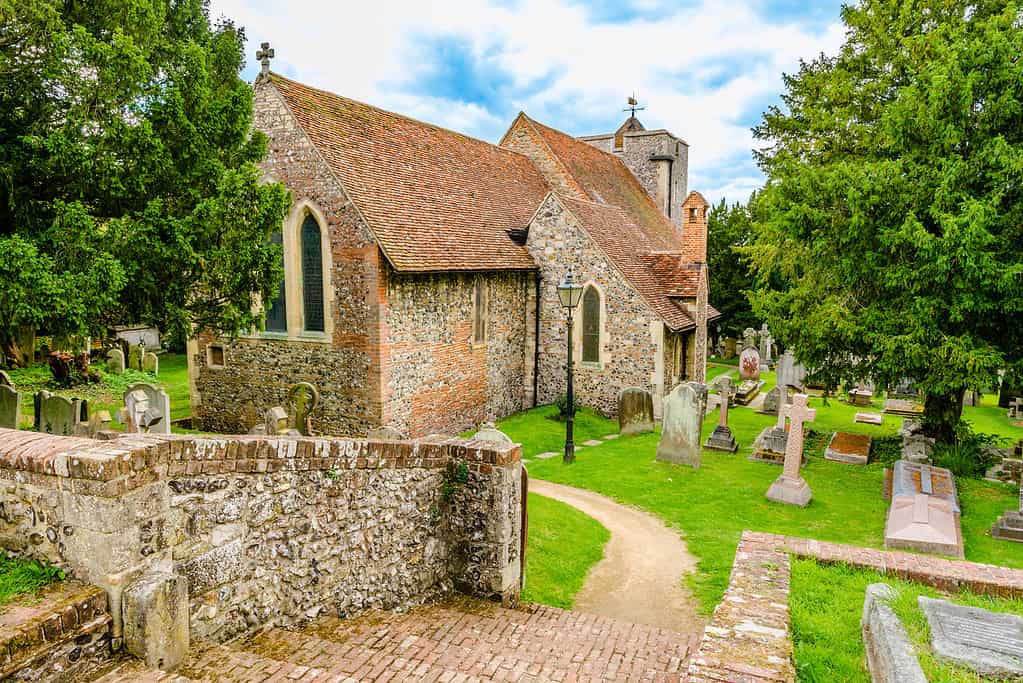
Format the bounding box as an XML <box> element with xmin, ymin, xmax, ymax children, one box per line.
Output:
<box><xmin>557</xmin><ymin>267</ymin><xmax>584</xmax><ymax>463</ymax></box>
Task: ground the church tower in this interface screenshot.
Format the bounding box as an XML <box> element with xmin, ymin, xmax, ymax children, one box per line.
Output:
<box><xmin>578</xmin><ymin>98</ymin><xmax>689</xmax><ymax>229</ymax></box>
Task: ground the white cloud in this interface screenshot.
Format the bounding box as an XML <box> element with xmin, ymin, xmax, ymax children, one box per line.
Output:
<box><xmin>210</xmin><ymin>0</ymin><xmax>845</xmax><ymax>203</ymax></box>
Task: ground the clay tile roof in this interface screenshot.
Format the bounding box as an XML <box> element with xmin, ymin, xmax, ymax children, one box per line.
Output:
<box><xmin>268</xmin><ymin>74</ymin><xmax>549</xmax><ymax>272</ymax></box>
<box><xmin>642</xmin><ymin>252</ymin><xmax>701</xmax><ymax>297</ymax></box>
<box><xmin>560</xmin><ymin>197</ymin><xmax>696</xmax><ymax>331</ymax></box>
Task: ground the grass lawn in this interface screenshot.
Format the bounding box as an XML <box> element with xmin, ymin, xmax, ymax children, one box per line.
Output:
<box><xmin>508</xmin><ymin>396</ymin><xmax>1023</xmax><ymax>616</ymax></box>
<box><xmin>521</xmin><ymin>493</ymin><xmax>609</xmax><ymax>609</ymax></box>
<box><xmin>791</xmin><ymin>558</ymin><xmax>1023</xmax><ymax>682</ymax></box>
<box><xmin>0</xmin><ymin>555</ymin><xmax>64</xmax><ymax>608</ymax></box>
<box><xmin>6</xmin><ymin>353</ymin><xmax>193</xmax><ymax>432</ymax></box>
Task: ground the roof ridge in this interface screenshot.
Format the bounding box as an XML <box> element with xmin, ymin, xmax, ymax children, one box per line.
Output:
<box><xmin>513</xmin><ymin>114</ymin><xmax>588</xmax><ymax>200</ymax></box>
<box><xmin>268</xmin><ymin>72</ymin><xmax>531</xmax><ymax>161</ymax></box>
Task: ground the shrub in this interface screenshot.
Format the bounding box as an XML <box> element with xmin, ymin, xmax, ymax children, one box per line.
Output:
<box><xmin>930</xmin><ymin>422</ymin><xmax>1005</xmax><ymax>479</ymax></box>
<box><xmin>870</xmin><ymin>436</ymin><xmax>901</xmax><ymax>467</ymax></box>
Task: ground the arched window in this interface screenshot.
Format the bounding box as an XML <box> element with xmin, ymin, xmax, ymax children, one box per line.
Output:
<box><xmin>581</xmin><ymin>285</ymin><xmax>600</xmax><ymax>363</ymax></box>
<box><xmin>265</xmin><ymin>231</ymin><xmax>287</xmax><ymax>333</ymax></box>
<box><xmin>300</xmin><ymin>213</ymin><xmax>325</xmax><ymax>332</ymax></box>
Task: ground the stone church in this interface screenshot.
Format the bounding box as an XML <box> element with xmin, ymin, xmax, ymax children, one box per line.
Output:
<box><xmin>188</xmin><ymin>64</ymin><xmax>718</xmax><ymax>438</ymax></box>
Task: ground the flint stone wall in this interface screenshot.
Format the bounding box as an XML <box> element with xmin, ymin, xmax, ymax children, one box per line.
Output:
<box><xmin>0</xmin><ymin>428</ymin><xmax>522</xmax><ymax>644</ymax></box>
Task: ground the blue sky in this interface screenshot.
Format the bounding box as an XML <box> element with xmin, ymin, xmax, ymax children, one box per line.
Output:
<box><xmin>213</xmin><ymin>0</ymin><xmax>847</xmax><ymax>204</ymax></box>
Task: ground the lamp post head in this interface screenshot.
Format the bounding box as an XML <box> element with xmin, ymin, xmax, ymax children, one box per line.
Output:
<box><xmin>557</xmin><ymin>266</ymin><xmax>584</xmax><ymax>310</ymax></box>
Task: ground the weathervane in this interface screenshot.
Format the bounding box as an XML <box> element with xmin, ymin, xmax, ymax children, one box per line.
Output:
<box><xmin>623</xmin><ymin>94</ymin><xmax>645</xmax><ymax>117</ymax></box>
<box><xmin>257</xmin><ymin>41</ymin><xmax>275</xmax><ymax>75</ymax></box>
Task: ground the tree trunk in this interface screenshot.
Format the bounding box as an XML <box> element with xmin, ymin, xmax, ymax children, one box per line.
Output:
<box><xmin>923</xmin><ymin>390</ymin><xmax>963</xmax><ymax>445</ymax></box>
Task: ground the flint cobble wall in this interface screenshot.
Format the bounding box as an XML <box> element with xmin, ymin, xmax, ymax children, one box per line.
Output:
<box><xmin>382</xmin><ymin>270</ymin><xmax>532</xmax><ymax>438</ymax></box>
<box><xmin>527</xmin><ymin>195</ymin><xmax>668</xmax><ymax>417</ymax></box>
<box><xmin>0</xmin><ymin>428</ymin><xmax>522</xmax><ymax>644</ymax></box>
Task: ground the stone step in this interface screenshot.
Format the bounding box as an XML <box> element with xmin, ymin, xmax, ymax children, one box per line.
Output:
<box><xmin>89</xmin><ymin>659</ymin><xmax>201</xmax><ymax>682</ymax></box>
<box><xmin>178</xmin><ymin>642</ymin><xmax>332</xmax><ymax>682</ymax></box>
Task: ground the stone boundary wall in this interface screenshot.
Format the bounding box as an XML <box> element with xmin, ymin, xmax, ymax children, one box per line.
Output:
<box><xmin>687</xmin><ymin>531</ymin><xmax>1023</xmax><ymax>682</ymax></box>
<box><xmin>0</xmin><ymin>428</ymin><xmax>522</xmax><ymax>644</ymax></box>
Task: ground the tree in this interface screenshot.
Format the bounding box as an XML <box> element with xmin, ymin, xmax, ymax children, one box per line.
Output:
<box><xmin>707</xmin><ymin>194</ymin><xmax>759</xmax><ymax>339</ymax></box>
<box><xmin>0</xmin><ymin>0</ymin><xmax>289</xmax><ymax>365</ymax></box>
<box><xmin>748</xmin><ymin>0</ymin><xmax>1023</xmax><ymax>444</ymax></box>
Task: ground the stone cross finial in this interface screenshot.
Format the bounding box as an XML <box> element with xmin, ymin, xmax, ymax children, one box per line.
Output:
<box><xmin>256</xmin><ymin>41</ymin><xmax>275</xmax><ymax>75</ymax></box>
<box><xmin>781</xmin><ymin>394</ymin><xmax>817</xmax><ymax>480</ymax></box>
<box><xmin>717</xmin><ymin>378</ymin><xmax>735</xmax><ymax>428</ymax></box>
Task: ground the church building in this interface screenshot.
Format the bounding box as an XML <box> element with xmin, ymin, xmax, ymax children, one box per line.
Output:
<box><xmin>188</xmin><ymin>57</ymin><xmax>719</xmax><ymax>438</ymax></box>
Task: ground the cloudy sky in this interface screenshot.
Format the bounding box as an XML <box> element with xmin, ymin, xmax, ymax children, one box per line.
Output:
<box><xmin>209</xmin><ymin>0</ymin><xmax>848</xmax><ymax>204</ymax></box>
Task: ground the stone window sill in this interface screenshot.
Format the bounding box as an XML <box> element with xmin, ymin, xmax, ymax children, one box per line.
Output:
<box><xmin>579</xmin><ymin>361</ymin><xmax>604</xmax><ymax>371</ymax></box>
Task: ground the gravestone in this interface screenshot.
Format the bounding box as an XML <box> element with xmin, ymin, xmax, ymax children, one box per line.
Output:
<box><xmin>618</xmin><ymin>387</ymin><xmax>654</xmax><ymax>436</ymax></box>
<box><xmin>855</xmin><ymin>412</ymin><xmax>884</xmax><ymax>426</ymax></box>
<box><xmin>732</xmin><ymin>378</ymin><xmax>762</xmax><ymax>406</ymax></box>
<box><xmin>128</xmin><ymin>344</ymin><xmax>144</xmax><ymax>371</ymax></box>
<box><xmin>264</xmin><ymin>406</ymin><xmax>290</xmax><ymax>435</ymax></box>
<box><xmin>656</xmin><ymin>382</ymin><xmax>708</xmax><ymax>468</ymax></box>
<box><xmin>142</xmin><ymin>352</ymin><xmax>159</xmax><ymax>376</ymax></box>
<box><xmin>765</xmin><ymin>393</ymin><xmax>816</xmax><ymax>507</ymax></box>
<box><xmin>919</xmin><ymin>596</ymin><xmax>1023</xmax><ymax>678</ymax></box>
<box><xmin>760</xmin><ymin>385</ymin><xmax>787</xmax><ymax>416</ymax></box>
<box><xmin>848</xmin><ymin>387</ymin><xmax>873</xmax><ymax>407</ymax></box>
<box><xmin>889</xmin><ymin>377</ymin><xmax>920</xmax><ymax>400</ymax></box>
<box><xmin>775</xmin><ymin>350</ymin><xmax>807</xmax><ymax>391</ymax></box>
<box><xmin>723</xmin><ymin>337</ymin><xmax>737</xmax><ymax>359</ymax></box>
<box><xmin>121</xmin><ymin>383</ymin><xmax>171</xmax><ymax>435</ymax></box>
<box><xmin>86</xmin><ymin>410</ymin><xmax>113</xmax><ymax>437</ymax></box>
<box><xmin>474</xmin><ymin>423</ymin><xmax>513</xmax><ymax>444</ymax></box>
<box><xmin>898</xmin><ymin>420</ymin><xmax>934</xmax><ymax>462</ymax></box>
<box><xmin>999</xmin><ymin>370</ymin><xmax>1022</xmax><ymax>409</ymax></box>
<box><xmin>287</xmin><ymin>382</ymin><xmax>320</xmax><ymax>436</ymax></box>
<box><xmin>884</xmin><ymin>460</ymin><xmax>962</xmax><ymax>557</ymax></box>
<box><xmin>825</xmin><ymin>432</ymin><xmax>871</xmax><ymax>466</ymax></box>
<box><xmin>962</xmin><ymin>389</ymin><xmax>980</xmax><ymax>407</ymax></box>
<box><xmin>992</xmin><ymin>482</ymin><xmax>1023</xmax><ymax>543</ymax></box>
<box><xmin>106</xmin><ymin>348</ymin><xmax>125</xmax><ymax>375</ymax></box>
<box><xmin>704</xmin><ymin>378</ymin><xmax>738</xmax><ymax>453</ymax></box>
<box><xmin>862</xmin><ymin>584</ymin><xmax>927</xmax><ymax>683</ymax></box>
<box><xmin>0</xmin><ymin>384</ymin><xmax>21</xmax><ymax>429</ymax></box>
<box><xmin>1009</xmin><ymin>398</ymin><xmax>1023</xmax><ymax>422</ymax></box>
<box><xmin>750</xmin><ymin>406</ymin><xmax>792</xmax><ymax>466</ymax></box>
<box><xmin>739</xmin><ymin>328</ymin><xmax>760</xmax><ymax>381</ymax></box>
<box><xmin>36</xmin><ymin>392</ymin><xmax>82</xmax><ymax>436</ymax></box>
<box><xmin>368</xmin><ymin>425</ymin><xmax>407</xmax><ymax>440</ymax></box>
<box><xmin>884</xmin><ymin>398</ymin><xmax>924</xmax><ymax>418</ymax></box>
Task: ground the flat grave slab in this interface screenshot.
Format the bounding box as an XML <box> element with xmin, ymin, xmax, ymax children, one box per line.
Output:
<box><xmin>884</xmin><ymin>399</ymin><xmax>925</xmax><ymax>418</ymax></box>
<box><xmin>855</xmin><ymin>412</ymin><xmax>884</xmax><ymax>425</ymax></box>
<box><xmin>535</xmin><ymin>451</ymin><xmax>559</xmax><ymax>459</ymax></box>
<box><xmin>733</xmin><ymin>380</ymin><xmax>764</xmax><ymax>406</ymax></box>
<box><xmin>884</xmin><ymin>460</ymin><xmax>963</xmax><ymax>558</ymax></box>
<box><xmin>848</xmin><ymin>389</ymin><xmax>874</xmax><ymax>407</ymax></box>
<box><xmin>920</xmin><ymin>596</ymin><xmax>1023</xmax><ymax>678</ymax></box>
<box><xmin>582</xmin><ymin>439</ymin><xmax>603</xmax><ymax>447</ymax></box>
<box><xmin>749</xmin><ymin>425</ymin><xmax>804</xmax><ymax>467</ymax></box>
<box><xmin>602</xmin><ymin>434</ymin><xmax>619</xmax><ymax>440</ymax></box>
<box><xmin>825</xmin><ymin>432</ymin><xmax>871</xmax><ymax>465</ymax></box>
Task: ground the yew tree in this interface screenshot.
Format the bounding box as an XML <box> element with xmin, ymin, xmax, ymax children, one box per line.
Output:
<box><xmin>749</xmin><ymin>0</ymin><xmax>1023</xmax><ymax>443</ymax></box>
<box><xmin>0</xmin><ymin>0</ymin><xmax>289</xmax><ymax>364</ymax></box>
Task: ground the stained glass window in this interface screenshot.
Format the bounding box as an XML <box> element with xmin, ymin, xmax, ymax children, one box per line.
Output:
<box><xmin>301</xmin><ymin>214</ymin><xmax>324</xmax><ymax>332</ymax></box>
<box><xmin>265</xmin><ymin>231</ymin><xmax>287</xmax><ymax>333</ymax></box>
<box><xmin>582</xmin><ymin>286</ymin><xmax>600</xmax><ymax>363</ymax></box>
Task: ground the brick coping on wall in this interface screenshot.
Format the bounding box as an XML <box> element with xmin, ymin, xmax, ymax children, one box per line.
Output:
<box><xmin>0</xmin><ymin>427</ymin><xmax>520</xmax><ymax>494</ymax></box>
<box><xmin>686</xmin><ymin>531</ymin><xmax>1023</xmax><ymax>683</ymax></box>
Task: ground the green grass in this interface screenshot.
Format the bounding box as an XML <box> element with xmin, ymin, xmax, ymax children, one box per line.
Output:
<box><xmin>0</xmin><ymin>555</ymin><xmax>64</xmax><ymax>608</ymax></box>
<box><xmin>6</xmin><ymin>353</ymin><xmax>192</xmax><ymax>432</ymax></box>
<box><xmin>502</xmin><ymin>397</ymin><xmax>1023</xmax><ymax>615</ymax></box>
<box><xmin>706</xmin><ymin>363</ymin><xmax>734</xmax><ymax>383</ymax></box>
<box><xmin>521</xmin><ymin>493</ymin><xmax>610</xmax><ymax>609</ymax></box>
<box><xmin>791</xmin><ymin>558</ymin><xmax>1023</xmax><ymax>682</ymax></box>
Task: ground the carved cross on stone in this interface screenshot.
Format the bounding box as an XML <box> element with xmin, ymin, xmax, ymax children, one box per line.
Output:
<box><xmin>256</xmin><ymin>41</ymin><xmax>275</xmax><ymax>75</ymax></box>
<box><xmin>766</xmin><ymin>393</ymin><xmax>817</xmax><ymax>507</ymax></box>
<box><xmin>717</xmin><ymin>377</ymin><xmax>735</xmax><ymax>428</ymax></box>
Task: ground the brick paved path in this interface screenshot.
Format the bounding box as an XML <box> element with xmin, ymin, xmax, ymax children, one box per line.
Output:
<box><xmin>94</xmin><ymin>597</ymin><xmax>700</xmax><ymax>682</ymax></box>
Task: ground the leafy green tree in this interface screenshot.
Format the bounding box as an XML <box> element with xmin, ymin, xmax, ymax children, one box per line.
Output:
<box><xmin>748</xmin><ymin>0</ymin><xmax>1023</xmax><ymax>443</ymax></box>
<box><xmin>708</xmin><ymin>195</ymin><xmax>759</xmax><ymax>339</ymax></box>
<box><xmin>0</xmin><ymin>0</ymin><xmax>289</xmax><ymax>365</ymax></box>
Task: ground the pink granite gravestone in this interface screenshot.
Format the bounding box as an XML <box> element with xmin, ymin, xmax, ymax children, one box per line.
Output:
<box><xmin>766</xmin><ymin>393</ymin><xmax>816</xmax><ymax>507</ymax></box>
<box><xmin>884</xmin><ymin>460</ymin><xmax>963</xmax><ymax>557</ymax></box>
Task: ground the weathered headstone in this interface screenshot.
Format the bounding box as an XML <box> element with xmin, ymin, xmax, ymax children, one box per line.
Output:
<box><xmin>120</xmin><ymin>383</ymin><xmax>171</xmax><ymax>435</ymax></box>
<box><xmin>618</xmin><ymin>387</ymin><xmax>654</xmax><ymax>436</ymax></box>
<box><xmin>142</xmin><ymin>352</ymin><xmax>159</xmax><ymax>376</ymax></box>
<box><xmin>704</xmin><ymin>378</ymin><xmax>738</xmax><ymax>453</ymax></box>
<box><xmin>848</xmin><ymin>388</ymin><xmax>873</xmax><ymax>407</ymax></box>
<box><xmin>723</xmin><ymin>337</ymin><xmax>737</xmax><ymax>359</ymax></box>
<box><xmin>760</xmin><ymin>386</ymin><xmax>783</xmax><ymax>415</ymax></box>
<box><xmin>898</xmin><ymin>420</ymin><xmax>934</xmax><ymax>462</ymax></box>
<box><xmin>656</xmin><ymin>382</ymin><xmax>708</xmax><ymax>468</ymax></box>
<box><xmin>36</xmin><ymin>392</ymin><xmax>82</xmax><ymax>436</ymax></box>
<box><xmin>86</xmin><ymin>410</ymin><xmax>113</xmax><ymax>437</ymax></box>
<box><xmin>287</xmin><ymin>382</ymin><xmax>320</xmax><ymax>436</ymax></box>
<box><xmin>739</xmin><ymin>328</ymin><xmax>761</xmax><ymax>381</ymax></box>
<box><xmin>750</xmin><ymin>406</ymin><xmax>792</xmax><ymax>466</ymax></box>
<box><xmin>474</xmin><ymin>423</ymin><xmax>513</xmax><ymax>444</ymax></box>
<box><xmin>919</xmin><ymin>596</ymin><xmax>1023</xmax><ymax>678</ymax></box>
<box><xmin>765</xmin><ymin>393</ymin><xmax>816</xmax><ymax>506</ymax></box>
<box><xmin>368</xmin><ymin>425</ymin><xmax>407</xmax><ymax>440</ymax></box>
<box><xmin>0</xmin><ymin>384</ymin><xmax>21</xmax><ymax>429</ymax></box>
<box><xmin>732</xmin><ymin>378</ymin><xmax>762</xmax><ymax>406</ymax></box>
<box><xmin>962</xmin><ymin>389</ymin><xmax>980</xmax><ymax>407</ymax></box>
<box><xmin>888</xmin><ymin>377</ymin><xmax>920</xmax><ymax>400</ymax></box>
<box><xmin>992</xmin><ymin>482</ymin><xmax>1023</xmax><ymax>543</ymax></box>
<box><xmin>884</xmin><ymin>460</ymin><xmax>962</xmax><ymax>557</ymax></box>
<box><xmin>128</xmin><ymin>344</ymin><xmax>144</xmax><ymax>371</ymax></box>
<box><xmin>1009</xmin><ymin>398</ymin><xmax>1023</xmax><ymax>422</ymax></box>
<box><xmin>264</xmin><ymin>406</ymin><xmax>290</xmax><ymax>435</ymax></box>
<box><xmin>862</xmin><ymin>584</ymin><xmax>927</xmax><ymax>683</ymax></box>
<box><xmin>775</xmin><ymin>350</ymin><xmax>807</xmax><ymax>391</ymax></box>
<box><xmin>106</xmin><ymin>348</ymin><xmax>125</xmax><ymax>375</ymax></box>
<box><xmin>825</xmin><ymin>432</ymin><xmax>871</xmax><ymax>466</ymax></box>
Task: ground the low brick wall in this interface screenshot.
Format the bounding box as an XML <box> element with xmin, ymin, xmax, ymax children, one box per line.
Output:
<box><xmin>0</xmin><ymin>428</ymin><xmax>522</xmax><ymax>643</ymax></box>
<box><xmin>688</xmin><ymin>531</ymin><xmax>1023</xmax><ymax>683</ymax></box>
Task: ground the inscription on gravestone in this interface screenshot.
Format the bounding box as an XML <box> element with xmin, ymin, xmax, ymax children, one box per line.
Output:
<box><xmin>920</xmin><ymin>596</ymin><xmax>1023</xmax><ymax>678</ymax></box>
